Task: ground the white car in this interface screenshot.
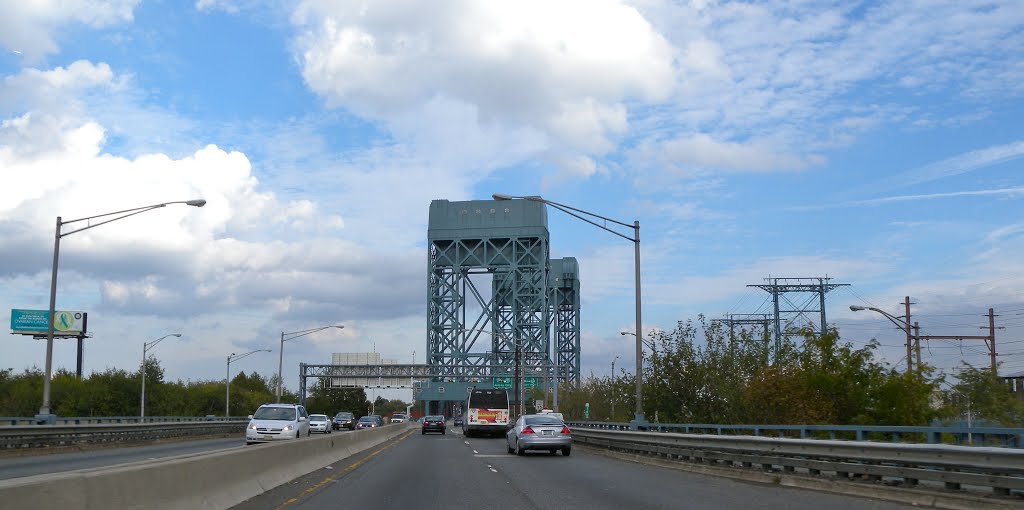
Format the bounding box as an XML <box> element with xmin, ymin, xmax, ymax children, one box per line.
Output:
<box><xmin>308</xmin><ymin>414</ymin><xmax>332</xmax><ymax>434</ymax></box>
<box><xmin>390</xmin><ymin>413</ymin><xmax>407</xmax><ymax>424</ymax></box>
<box><xmin>245</xmin><ymin>403</ymin><xmax>311</xmax><ymax>444</ymax></box>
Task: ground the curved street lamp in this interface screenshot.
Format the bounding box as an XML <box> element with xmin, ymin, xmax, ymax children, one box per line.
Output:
<box><xmin>849</xmin><ymin>304</ymin><xmax>913</xmax><ymax>372</ymax></box>
<box><xmin>277</xmin><ymin>325</ymin><xmax>344</xmax><ymax>402</ymax></box>
<box><xmin>494</xmin><ymin>193</ymin><xmax>646</xmax><ymax>426</ymax></box>
<box><xmin>227</xmin><ymin>349</ymin><xmax>271</xmax><ymax>417</ymax></box>
<box><xmin>38</xmin><ymin>199</ymin><xmax>205</xmax><ymax>423</ymax></box>
<box><xmin>141</xmin><ymin>333</ymin><xmax>182</xmax><ymax>420</ymax></box>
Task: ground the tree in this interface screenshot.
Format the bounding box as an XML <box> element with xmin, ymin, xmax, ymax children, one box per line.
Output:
<box><xmin>304</xmin><ymin>379</ymin><xmax>368</xmax><ymax>418</ymax></box>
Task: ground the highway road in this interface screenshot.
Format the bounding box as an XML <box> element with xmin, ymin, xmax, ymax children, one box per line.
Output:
<box><xmin>0</xmin><ymin>436</ymin><xmax>244</xmax><ymax>480</ymax></box>
<box><xmin>231</xmin><ymin>425</ymin><xmax>917</xmax><ymax>510</ymax></box>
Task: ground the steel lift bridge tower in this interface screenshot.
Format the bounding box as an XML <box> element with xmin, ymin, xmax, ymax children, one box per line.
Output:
<box><xmin>426</xmin><ymin>199</ymin><xmax>581</xmax><ymax>399</ymax></box>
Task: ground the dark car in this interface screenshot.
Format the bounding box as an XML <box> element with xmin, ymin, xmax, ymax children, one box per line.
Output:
<box><xmin>453</xmin><ymin>416</ymin><xmax>464</xmax><ymax>426</ymax></box>
<box><xmin>421</xmin><ymin>415</ymin><xmax>446</xmax><ymax>435</ymax></box>
<box><xmin>356</xmin><ymin>416</ymin><xmax>380</xmax><ymax>429</ymax></box>
<box><xmin>333</xmin><ymin>411</ymin><xmax>355</xmax><ymax>430</ymax></box>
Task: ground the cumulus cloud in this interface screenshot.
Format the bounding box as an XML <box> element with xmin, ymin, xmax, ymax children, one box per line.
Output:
<box><xmin>0</xmin><ymin>0</ymin><xmax>139</xmax><ymax>61</ymax></box>
<box><xmin>0</xmin><ymin>61</ymin><xmax>430</xmax><ymax>327</ymax></box>
<box><xmin>291</xmin><ymin>0</ymin><xmax>676</xmax><ymax>176</ymax></box>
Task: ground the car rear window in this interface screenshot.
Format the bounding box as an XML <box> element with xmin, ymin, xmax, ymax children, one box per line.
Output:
<box><xmin>525</xmin><ymin>416</ymin><xmax>563</xmax><ymax>426</ymax></box>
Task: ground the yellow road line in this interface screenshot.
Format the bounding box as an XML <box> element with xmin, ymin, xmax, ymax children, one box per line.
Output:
<box><xmin>272</xmin><ymin>430</ymin><xmax>416</xmax><ymax>510</ymax></box>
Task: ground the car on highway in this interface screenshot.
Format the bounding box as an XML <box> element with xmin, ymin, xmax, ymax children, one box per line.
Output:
<box><xmin>333</xmin><ymin>411</ymin><xmax>355</xmax><ymax>430</ymax></box>
<box><xmin>390</xmin><ymin>413</ymin><xmax>407</xmax><ymax>423</ymax></box>
<box><xmin>370</xmin><ymin>414</ymin><xmax>385</xmax><ymax>426</ymax></box>
<box><xmin>421</xmin><ymin>415</ymin><xmax>446</xmax><ymax>435</ymax></box>
<box><xmin>356</xmin><ymin>415</ymin><xmax>380</xmax><ymax>429</ymax></box>
<box><xmin>245</xmin><ymin>403</ymin><xmax>310</xmax><ymax>444</ymax></box>
<box><xmin>309</xmin><ymin>414</ymin><xmax>332</xmax><ymax>434</ymax></box>
<box><xmin>453</xmin><ymin>416</ymin><xmax>464</xmax><ymax>426</ymax></box>
<box><xmin>506</xmin><ymin>414</ymin><xmax>571</xmax><ymax>456</ymax></box>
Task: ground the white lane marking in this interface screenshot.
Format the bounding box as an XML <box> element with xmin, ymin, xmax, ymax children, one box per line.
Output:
<box><xmin>464</xmin><ymin>441</ymin><xmax>470</xmax><ymax>445</ymax></box>
<box><xmin>490</xmin><ymin>468</ymin><xmax>498</xmax><ymax>473</ymax></box>
<box><xmin>473</xmin><ymin>450</ymin><xmax>479</xmax><ymax>454</ymax></box>
<box><xmin>473</xmin><ymin>454</ymin><xmax>507</xmax><ymax>458</ymax></box>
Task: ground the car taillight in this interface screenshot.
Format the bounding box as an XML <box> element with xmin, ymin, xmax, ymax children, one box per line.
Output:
<box><xmin>521</xmin><ymin>426</ymin><xmax>535</xmax><ymax>434</ymax></box>
<box><xmin>560</xmin><ymin>426</ymin><xmax>571</xmax><ymax>434</ymax></box>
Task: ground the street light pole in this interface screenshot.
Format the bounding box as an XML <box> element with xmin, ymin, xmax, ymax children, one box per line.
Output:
<box><xmin>277</xmin><ymin>325</ymin><xmax>344</xmax><ymax>402</ymax></box>
<box><xmin>494</xmin><ymin>193</ymin><xmax>645</xmax><ymax>425</ymax></box>
<box><xmin>611</xmin><ymin>355</ymin><xmax>619</xmax><ymax>420</ymax></box>
<box><xmin>39</xmin><ymin>199</ymin><xmax>205</xmax><ymax>423</ymax></box>
<box><xmin>141</xmin><ymin>333</ymin><xmax>181</xmax><ymax>420</ymax></box>
<box><xmin>227</xmin><ymin>349</ymin><xmax>271</xmax><ymax>417</ymax></box>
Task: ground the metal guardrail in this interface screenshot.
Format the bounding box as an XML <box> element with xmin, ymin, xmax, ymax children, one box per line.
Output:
<box><xmin>571</xmin><ymin>428</ymin><xmax>1024</xmax><ymax>499</ymax></box>
<box><xmin>567</xmin><ymin>421</ymin><xmax>1024</xmax><ymax>448</ymax></box>
<box><xmin>0</xmin><ymin>416</ymin><xmax>247</xmax><ymax>426</ymax></box>
<box><xmin>0</xmin><ymin>421</ymin><xmax>247</xmax><ymax>450</ymax></box>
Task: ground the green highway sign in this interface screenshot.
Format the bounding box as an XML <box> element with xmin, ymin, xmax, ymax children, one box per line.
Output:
<box><xmin>492</xmin><ymin>376</ymin><xmax>539</xmax><ymax>389</ymax></box>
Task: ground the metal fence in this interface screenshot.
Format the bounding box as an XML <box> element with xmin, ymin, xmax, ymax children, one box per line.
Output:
<box><xmin>571</xmin><ymin>428</ymin><xmax>1024</xmax><ymax>500</ymax></box>
<box><xmin>0</xmin><ymin>416</ymin><xmax>247</xmax><ymax>426</ymax></box>
<box><xmin>0</xmin><ymin>421</ymin><xmax>247</xmax><ymax>450</ymax></box>
<box><xmin>568</xmin><ymin>421</ymin><xmax>1024</xmax><ymax>448</ymax></box>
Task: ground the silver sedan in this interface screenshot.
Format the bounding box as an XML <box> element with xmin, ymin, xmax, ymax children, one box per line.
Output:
<box><xmin>506</xmin><ymin>414</ymin><xmax>572</xmax><ymax>456</ymax></box>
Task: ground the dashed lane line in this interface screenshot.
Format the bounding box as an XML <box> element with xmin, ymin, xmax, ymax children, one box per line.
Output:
<box><xmin>271</xmin><ymin>430</ymin><xmax>416</xmax><ymax>510</ymax></box>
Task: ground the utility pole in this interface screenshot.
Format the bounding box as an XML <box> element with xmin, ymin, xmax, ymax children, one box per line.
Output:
<box><xmin>904</xmin><ymin>296</ymin><xmax>914</xmax><ymax>373</ymax></box>
<box><xmin>914</xmin><ymin>308</ymin><xmax>999</xmax><ymax>375</ymax></box>
<box><xmin>914</xmin><ymin>322</ymin><xmax>921</xmax><ymax>373</ymax></box>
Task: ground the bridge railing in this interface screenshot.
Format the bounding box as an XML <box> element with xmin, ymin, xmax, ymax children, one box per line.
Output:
<box><xmin>0</xmin><ymin>415</ymin><xmax>247</xmax><ymax>426</ymax></box>
<box><xmin>570</xmin><ymin>427</ymin><xmax>1024</xmax><ymax>500</ymax></box>
<box><xmin>0</xmin><ymin>421</ymin><xmax>247</xmax><ymax>451</ymax></box>
<box><xmin>567</xmin><ymin>421</ymin><xmax>1024</xmax><ymax>448</ymax></box>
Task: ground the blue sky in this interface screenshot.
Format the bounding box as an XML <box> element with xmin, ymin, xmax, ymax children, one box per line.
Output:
<box><xmin>2</xmin><ymin>1</ymin><xmax>1024</xmax><ymax>404</ymax></box>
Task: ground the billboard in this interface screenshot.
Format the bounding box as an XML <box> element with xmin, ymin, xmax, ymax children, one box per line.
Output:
<box><xmin>10</xmin><ymin>309</ymin><xmax>87</xmax><ymax>336</ymax></box>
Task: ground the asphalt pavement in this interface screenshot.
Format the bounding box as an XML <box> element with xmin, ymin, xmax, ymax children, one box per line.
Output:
<box><xmin>231</xmin><ymin>424</ymin><xmax>918</xmax><ymax>510</ymax></box>
<box><xmin>0</xmin><ymin>436</ymin><xmax>244</xmax><ymax>480</ymax></box>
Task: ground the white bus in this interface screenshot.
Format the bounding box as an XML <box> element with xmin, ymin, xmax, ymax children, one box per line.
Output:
<box><xmin>462</xmin><ymin>389</ymin><xmax>510</xmax><ymax>437</ymax></box>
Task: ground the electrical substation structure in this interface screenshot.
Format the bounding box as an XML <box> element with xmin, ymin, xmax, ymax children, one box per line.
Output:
<box><xmin>747</xmin><ymin>276</ymin><xmax>849</xmax><ymax>356</ymax></box>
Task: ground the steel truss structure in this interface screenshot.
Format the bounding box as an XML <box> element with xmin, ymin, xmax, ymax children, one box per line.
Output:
<box><xmin>748</xmin><ymin>276</ymin><xmax>849</xmax><ymax>354</ymax></box>
<box><xmin>426</xmin><ymin>199</ymin><xmax>581</xmax><ymax>388</ymax></box>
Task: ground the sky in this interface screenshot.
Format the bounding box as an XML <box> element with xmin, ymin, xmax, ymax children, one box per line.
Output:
<box><xmin>2</xmin><ymin>0</ymin><xmax>1023</xmax><ymax>408</ymax></box>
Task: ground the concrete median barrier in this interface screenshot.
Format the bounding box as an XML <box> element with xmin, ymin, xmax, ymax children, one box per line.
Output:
<box><xmin>0</xmin><ymin>423</ymin><xmax>415</xmax><ymax>510</ymax></box>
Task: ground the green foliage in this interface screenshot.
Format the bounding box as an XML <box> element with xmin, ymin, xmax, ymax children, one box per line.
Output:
<box><xmin>0</xmin><ymin>359</ymin><xmax>286</xmax><ymax>418</ymax></box>
<box><xmin>938</xmin><ymin>365</ymin><xmax>1024</xmax><ymax>426</ymax></box>
<box><xmin>560</xmin><ymin>319</ymin><xmax>946</xmax><ymax>427</ymax></box>
<box><xmin>304</xmin><ymin>379</ymin><xmax>368</xmax><ymax>418</ymax></box>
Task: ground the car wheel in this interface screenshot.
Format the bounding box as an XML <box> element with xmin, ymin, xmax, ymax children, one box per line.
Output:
<box><xmin>562</xmin><ymin>446</ymin><xmax>571</xmax><ymax>456</ymax></box>
<box><xmin>442</xmin><ymin>430</ymin><xmax>446</xmax><ymax>435</ymax></box>
<box><xmin>507</xmin><ymin>442</ymin><xmax>514</xmax><ymax>454</ymax></box>
<box><xmin>246</xmin><ymin>441</ymin><xmax>254</xmax><ymax>446</ymax></box>
<box><xmin>422</xmin><ymin>430</ymin><xmax>426</xmax><ymax>435</ymax></box>
<box><xmin>516</xmin><ymin>441</ymin><xmax>527</xmax><ymax>456</ymax></box>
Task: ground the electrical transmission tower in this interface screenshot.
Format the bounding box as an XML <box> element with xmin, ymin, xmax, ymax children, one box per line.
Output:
<box><xmin>748</xmin><ymin>276</ymin><xmax>849</xmax><ymax>357</ymax></box>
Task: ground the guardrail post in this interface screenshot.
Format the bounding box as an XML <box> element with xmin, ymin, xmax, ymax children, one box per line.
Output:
<box><xmin>927</xmin><ymin>430</ymin><xmax>938</xmax><ymax>444</ymax></box>
<box><xmin>856</xmin><ymin>429</ymin><xmax>865</xmax><ymax>442</ymax></box>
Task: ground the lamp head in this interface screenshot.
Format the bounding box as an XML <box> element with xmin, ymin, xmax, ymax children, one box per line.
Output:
<box><xmin>849</xmin><ymin>305</ymin><xmax>866</xmax><ymax>312</ymax></box>
<box><xmin>172</xmin><ymin>333</ymin><xmax>182</xmax><ymax>337</ymax></box>
<box><xmin>186</xmin><ymin>199</ymin><xmax>207</xmax><ymax>207</ymax></box>
<box><xmin>492</xmin><ymin>193</ymin><xmax>513</xmax><ymax>201</ymax></box>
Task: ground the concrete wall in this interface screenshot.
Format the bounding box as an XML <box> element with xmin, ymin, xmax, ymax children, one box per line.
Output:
<box><xmin>0</xmin><ymin>424</ymin><xmax>414</xmax><ymax>510</ymax></box>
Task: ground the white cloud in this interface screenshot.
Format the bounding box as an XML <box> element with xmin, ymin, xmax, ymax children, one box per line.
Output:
<box><xmin>292</xmin><ymin>0</ymin><xmax>675</xmax><ymax>176</ymax></box>
<box><xmin>0</xmin><ymin>1</ymin><xmax>139</xmax><ymax>61</ymax></box>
